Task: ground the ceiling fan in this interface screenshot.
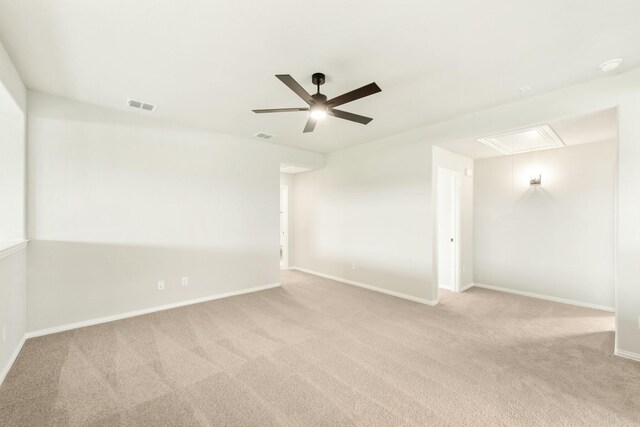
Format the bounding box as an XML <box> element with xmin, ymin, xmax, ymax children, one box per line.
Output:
<box><xmin>252</xmin><ymin>73</ymin><xmax>381</xmax><ymax>133</ymax></box>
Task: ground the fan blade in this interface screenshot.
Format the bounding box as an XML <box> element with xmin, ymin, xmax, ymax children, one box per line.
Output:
<box><xmin>253</xmin><ymin>108</ymin><xmax>309</xmax><ymax>113</ymax></box>
<box><xmin>276</xmin><ymin>75</ymin><xmax>314</xmax><ymax>104</ymax></box>
<box><xmin>329</xmin><ymin>109</ymin><xmax>373</xmax><ymax>125</ymax></box>
<box><xmin>303</xmin><ymin>117</ymin><xmax>317</xmax><ymax>133</ymax></box>
<box><xmin>327</xmin><ymin>82</ymin><xmax>381</xmax><ymax>108</ymax></box>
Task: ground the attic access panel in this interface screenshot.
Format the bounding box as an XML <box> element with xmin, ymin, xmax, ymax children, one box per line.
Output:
<box><xmin>477</xmin><ymin>124</ymin><xmax>565</xmax><ymax>155</ymax></box>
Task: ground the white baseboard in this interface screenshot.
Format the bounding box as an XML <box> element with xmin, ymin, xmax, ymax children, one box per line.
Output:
<box><xmin>0</xmin><ymin>335</ymin><xmax>26</xmax><ymax>386</ymax></box>
<box><xmin>471</xmin><ymin>283</ymin><xmax>615</xmax><ymax>312</ymax></box>
<box><xmin>26</xmin><ymin>282</ymin><xmax>281</xmax><ymax>339</ymax></box>
<box><xmin>440</xmin><ymin>283</ymin><xmax>473</xmax><ymax>293</ymax></box>
<box><xmin>614</xmin><ymin>348</ymin><xmax>640</xmax><ymax>363</ymax></box>
<box><xmin>459</xmin><ymin>282</ymin><xmax>474</xmax><ymax>292</ymax></box>
<box><xmin>291</xmin><ymin>266</ymin><xmax>438</xmax><ymax>306</ymax></box>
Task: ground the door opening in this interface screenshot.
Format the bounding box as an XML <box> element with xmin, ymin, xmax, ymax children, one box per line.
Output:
<box><xmin>436</xmin><ymin>167</ymin><xmax>461</xmax><ymax>292</ymax></box>
<box><xmin>280</xmin><ymin>186</ymin><xmax>289</xmax><ymax>269</ymax></box>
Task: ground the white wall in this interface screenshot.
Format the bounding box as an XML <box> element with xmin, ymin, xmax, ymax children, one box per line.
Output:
<box><xmin>0</xmin><ymin>40</ymin><xmax>26</xmax><ymax>113</ymax></box>
<box><xmin>291</xmin><ymin>144</ymin><xmax>472</xmax><ymax>304</ymax></box>
<box><xmin>27</xmin><ymin>91</ymin><xmax>323</xmax><ymax>331</ymax></box>
<box><xmin>0</xmin><ymin>39</ymin><xmax>26</xmax><ymax>240</ymax></box>
<box><xmin>0</xmin><ymin>104</ymin><xmax>26</xmax><ymax>241</ymax></box>
<box><xmin>293</xmin><ymin>140</ymin><xmax>437</xmax><ymax>302</ymax></box>
<box><xmin>432</xmin><ymin>147</ymin><xmax>474</xmax><ymax>292</ymax></box>
<box><xmin>0</xmin><ymin>40</ymin><xmax>27</xmax><ymax>385</ymax></box>
<box><xmin>616</xmin><ymin>100</ymin><xmax>640</xmax><ymax>357</ymax></box>
<box><xmin>474</xmin><ymin>140</ymin><xmax>616</xmax><ymax>309</ymax></box>
<box><xmin>292</xmin><ymin>67</ymin><xmax>640</xmax><ymax>358</ymax></box>
<box><xmin>0</xmin><ymin>249</ymin><xmax>27</xmax><ymax>384</ymax></box>
<box><xmin>280</xmin><ymin>173</ymin><xmax>295</xmax><ymax>188</ymax></box>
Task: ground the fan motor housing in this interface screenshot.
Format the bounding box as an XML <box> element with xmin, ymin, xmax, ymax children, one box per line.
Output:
<box><xmin>311</xmin><ymin>93</ymin><xmax>327</xmax><ymax>103</ymax></box>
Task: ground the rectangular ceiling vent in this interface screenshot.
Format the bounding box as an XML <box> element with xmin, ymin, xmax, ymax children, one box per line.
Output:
<box><xmin>127</xmin><ymin>98</ymin><xmax>156</xmax><ymax>112</ymax></box>
<box><xmin>477</xmin><ymin>124</ymin><xmax>564</xmax><ymax>155</ymax></box>
<box><xmin>254</xmin><ymin>132</ymin><xmax>275</xmax><ymax>140</ymax></box>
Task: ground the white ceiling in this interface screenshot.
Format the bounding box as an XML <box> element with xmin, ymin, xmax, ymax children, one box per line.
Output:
<box><xmin>0</xmin><ymin>1</ymin><xmax>638</xmax><ymax>154</ymax></box>
<box><xmin>441</xmin><ymin>107</ymin><xmax>618</xmax><ymax>159</ymax></box>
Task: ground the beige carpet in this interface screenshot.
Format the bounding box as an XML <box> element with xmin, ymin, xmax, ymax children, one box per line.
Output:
<box><xmin>1</xmin><ymin>270</ymin><xmax>639</xmax><ymax>426</ymax></box>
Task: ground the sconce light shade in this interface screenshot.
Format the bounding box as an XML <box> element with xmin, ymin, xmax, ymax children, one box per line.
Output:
<box><xmin>530</xmin><ymin>174</ymin><xmax>542</xmax><ymax>186</ymax></box>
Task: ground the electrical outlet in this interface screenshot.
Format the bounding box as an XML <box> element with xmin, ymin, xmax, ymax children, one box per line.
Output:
<box><xmin>181</xmin><ymin>277</ymin><xmax>188</xmax><ymax>287</ymax></box>
<box><xmin>462</xmin><ymin>266</ymin><xmax>466</xmax><ymax>274</ymax></box>
<box><xmin>2</xmin><ymin>325</ymin><xmax>6</xmax><ymax>343</ymax></box>
<box><xmin>351</xmin><ymin>263</ymin><xmax>356</xmax><ymax>270</ymax></box>
<box><xmin>158</xmin><ymin>280</ymin><xmax>165</xmax><ymax>290</ymax></box>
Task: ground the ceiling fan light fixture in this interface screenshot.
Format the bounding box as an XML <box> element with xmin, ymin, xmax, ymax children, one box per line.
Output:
<box><xmin>252</xmin><ymin>73</ymin><xmax>381</xmax><ymax>133</ymax></box>
<box><xmin>309</xmin><ymin>105</ymin><xmax>327</xmax><ymax>120</ymax></box>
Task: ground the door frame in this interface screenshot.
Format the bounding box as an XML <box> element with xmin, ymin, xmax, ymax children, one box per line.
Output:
<box><xmin>280</xmin><ymin>185</ymin><xmax>289</xmax><ymax>269</ymax></box>
<box><xmin>435</xmin><ymin>167</ymin><xmax>461</xmax><ymax>292</ymax></box>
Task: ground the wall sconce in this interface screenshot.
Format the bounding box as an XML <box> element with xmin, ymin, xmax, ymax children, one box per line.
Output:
<box><xmin>529</xmin><ymin>173</ymin><xmax>542</xmax><ymax>186</ymax></box>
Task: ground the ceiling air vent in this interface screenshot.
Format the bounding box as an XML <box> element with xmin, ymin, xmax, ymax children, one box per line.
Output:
<box><xmin>477</xmin><ymin>124</ymin><xmax>564</xmax><ymax>155</ymax></box>
<box><xmin>254</xmin><ymin>132</ymin><xmax>275</xmax><ymax>140</ymax></box>
<box><xmin>127</xmin><ymin>98</ymin><xmax>156</xmax><ymax>112</ymax></box>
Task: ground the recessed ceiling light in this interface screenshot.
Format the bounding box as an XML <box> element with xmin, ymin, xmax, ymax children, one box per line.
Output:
<box><xmin>518</xmin><ymin>85</ymin><xmax>532</xmax><ymax>94</ymax></box>
<box><xmin>599</xmin><ymin>59</ymin><xmax>622</xmax><ymax>72</ymax></box>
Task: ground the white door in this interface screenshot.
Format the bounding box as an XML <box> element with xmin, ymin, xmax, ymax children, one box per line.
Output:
<box><xmin>280</xmin><ymin>186</ymin><xmax>289</xmax><ymax>269</ymax></box>
<box><xmin>437</xmin><ymin>168</ymin><xmax>460</xmax><ymax>291</ymax></box>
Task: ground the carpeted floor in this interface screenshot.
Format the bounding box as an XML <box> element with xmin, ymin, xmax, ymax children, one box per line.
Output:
<box><xmin>1</xmin><ymin>270</ymin><xmax>639</xmax><ymax>426</ymax></box>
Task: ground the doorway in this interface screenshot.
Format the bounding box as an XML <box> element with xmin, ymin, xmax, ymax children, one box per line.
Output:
<box><xmin>280</xmin><ymin>186</ymin><xmax>289</xmax><ymax>269</ymax></box>
<box><xmin>436</xmin><ymin>167</ymin><xmax>461</xmax><ymax>292</ymax></box>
